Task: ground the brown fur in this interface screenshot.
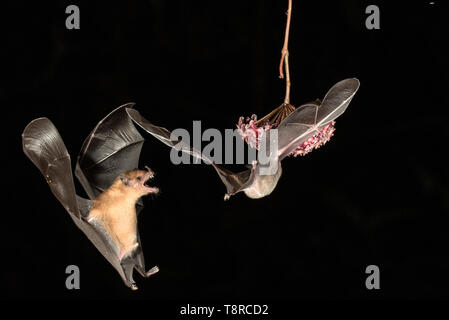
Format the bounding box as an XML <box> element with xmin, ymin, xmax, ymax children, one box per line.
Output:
<box><xmin>88</xmin><ymin>169</ymin><xmax>158</xmax><ymax>259</ymax></box>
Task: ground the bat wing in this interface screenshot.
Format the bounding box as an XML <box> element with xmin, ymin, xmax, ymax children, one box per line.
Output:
<box><xmin>317</xmin><ymin>77</ymin><xmax>360</xmax><ymax>126</ymax></box>
<box><xmin>22</xmin><ymin>118</ymin><xmax>130</xmax><ymax>287</ymax></box>
<box><xmin>212</xmin><ymin>163</ymin><xmax>256</xmax><ymax>199</ymax></box>
<box><xmin>75</xmin><ymin>103</ymin><xmax>145</xmax><ymax>203</ymax></box>
<box><xmin>126</xmin><ymin>108</ymin><xmax>256</xmax><ymax>198</ymax></box>
<box><xmin>126</xmin><ymin>108</ymin><xmax>210</xmax><ymax>164</ymax></box>
<box><xmin>23</xmin><ymin>118</ymin><xmax>85</xmax><ymax>220</ymax></box>
<box><xmin>277</xmin><ymin>78</ymin><xmax>359</xmax><ymax>159</ymax></box>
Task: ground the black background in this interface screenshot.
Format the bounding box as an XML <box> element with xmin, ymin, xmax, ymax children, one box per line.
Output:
<box><xmin>2</xmin><ymin>0</ymin><xmax>449</xmax><ymax>303</ymax></box>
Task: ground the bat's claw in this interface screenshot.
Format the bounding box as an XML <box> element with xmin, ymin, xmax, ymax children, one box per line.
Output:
<box><xmin>145</xmin><ymin>265</ymin><xmax>159</xmax><ymax>277</ymax></box>
<box><xmin>130</xmin><ymin>283</ymin><xmax>138</xmax><ymax>291</ymax></box>
<box><xmin>224</xmin><ymin>194</ymin><xmax>230</xmax><ymax>201</ymax></box>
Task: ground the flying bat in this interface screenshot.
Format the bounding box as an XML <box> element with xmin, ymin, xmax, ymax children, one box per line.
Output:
<box><xmin>220</xmin><ymin>78</ymin><xmax>360</xmax><ymax>199</ymax></box>
<box><xmin>22</xmin><ymin>104</ymin><xmax>159</xmax><ymax>290</ymax></box>
<box><xmin>126</xmin><ymin>78</ymin><xmax>360</xmax><ymax>200</ymax></box>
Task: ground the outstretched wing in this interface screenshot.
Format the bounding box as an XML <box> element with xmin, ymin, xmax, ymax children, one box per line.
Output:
<box><xmin>22</xmin><ymin>118</ymin><xmax>127</xmax><ymax>286</ymax></box>
<box><xmin>23</xmin><ymin>118</ymin><xmax>84</xmax><ymax>219</ymax></box>
<box><xmin>75</xmin><ymin>103</ymin><xmax>145</xmax><ymax>201</ymax></box>
<box><xmin>126</xmin><ymin>108</ymin><xmax>256</xmax><ymax>198</ymax></box>
<box><xmin>126</xmin><ymin>108</ymin><xmax>210</xmax><ymax>164</ymax></box>
<box><xmin>277</xmin><ymin>78</ymin><xmax>359</xmax><ymax>159</ymax></box>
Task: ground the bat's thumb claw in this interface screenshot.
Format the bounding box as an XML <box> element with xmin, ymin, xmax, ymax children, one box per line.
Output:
<box><xmin>130</xmin><ymin>283</ymin><xmax>138</xmax><ymax>291</ymax></box>
<box><xmin>224</xmin><ymin>194</ymin><xmax>230</xmax><ymax>201</ymax></box>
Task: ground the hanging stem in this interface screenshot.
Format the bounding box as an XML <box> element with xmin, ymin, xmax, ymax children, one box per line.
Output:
<box><xmin>254</xmin><ymin>0</ymin><xmax>295</xmax><ymax>128</ymax></box>
<box><xmin>283</xmin><ymin>52</ymin><xmax>291</xmax><ymax>104</ymax></box>
<box><xmin>279</xmin><ymin>0</ymin><xmax>292</xmax><ymax>104</ymax></box>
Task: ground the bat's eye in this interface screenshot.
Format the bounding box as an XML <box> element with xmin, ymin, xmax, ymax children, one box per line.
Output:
<box><xmin>137</xmin><ymin>176</ymin><xmax>142</xmax><ymax>181</ymax></box>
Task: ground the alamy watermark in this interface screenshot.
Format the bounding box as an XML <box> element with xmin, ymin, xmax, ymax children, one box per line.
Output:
<box><xmin>65</xmin><ymin>264</ymin><xmax>80</xmax><ymax>289</ymax></box>
<box><xmin>65</xmin><ymin>5</ymin><xmax>80</xmax><ymax>30</ymax></box>
<box><xmin>169</xmin><ymin>121</ymin><xmax>279</xmax><ymax>176</ymax></box>
<box><xmin>365</xmin><ymin>265</ymin><xmax>380</xmax><ymax>290</ymax></box>
<box><xmin>65</xmin><ymin>5</ymin><xmax>380</xmax><ymax>32</ymax></box>
<box><xmin>365</xmin><ymin>5</ymin><xmax>380</xmax><ymax>30</ymax></box>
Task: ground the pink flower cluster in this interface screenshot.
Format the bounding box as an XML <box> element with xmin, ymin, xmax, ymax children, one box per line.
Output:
<box><xmin>289</xmin><ymin>121</ymin><xmax>336</xmax><ymax>157</ymax></box>
<box><xmin>237</xmin><ymin>115</ymin><xmax>336</xmax><ymax>157</ymax></box>
<box><xmin>236</xmin><ymin>115</ymin><xmax>272</xmax><ymax>149</ymax></box>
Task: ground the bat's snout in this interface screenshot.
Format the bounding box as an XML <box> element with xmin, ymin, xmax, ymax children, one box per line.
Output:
<box><xmin>141</xmin><ymin>166</ymin><xmax>158</xmax><ymax>194</ymax></box>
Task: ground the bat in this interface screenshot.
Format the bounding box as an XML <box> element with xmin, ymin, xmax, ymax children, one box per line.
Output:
<box><xmin>219</xmin><ymin>78</ymin><xmax>360</xmax><ymax>199</ymax></box>
<box><xmin>125</xmin><ymin>78</ymin><xmax>360</xmax><ymax>200</ymax></box>
<box><xmin>22</xmin><ymin>104</ymin><xmax>159</xmax><ymax>290</ymax></box>
<box><xmin>218</xmin><ymin>78</ymin><xmax>360</xmax><ymax>199</ymax></box>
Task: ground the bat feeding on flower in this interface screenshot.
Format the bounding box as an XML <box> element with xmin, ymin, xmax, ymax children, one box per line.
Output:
<box><xmin>212</xmin><ymin>0</ymin><xmax>360</xmax><ymax>200</ymax></box>
<box><xmin>22</xmin><ymin>105</ymin><xmax>160</xmax><ymax>290</ymax></box>
<box><xmin>219</xmin><ymin>77</ymin><xmax>360</xmax><ymax>200</ymax></box>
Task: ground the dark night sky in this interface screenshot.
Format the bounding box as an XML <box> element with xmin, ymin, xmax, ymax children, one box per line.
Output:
<box><xmin>2</xmin><ymin>0</ymin><xmax>449</xmax><ymax>304</ymax></box>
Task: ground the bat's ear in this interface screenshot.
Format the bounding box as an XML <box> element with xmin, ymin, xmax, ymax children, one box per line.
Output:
<box><xmin>120</xmin><ymin>175</ymin><xmax>130</xmax><ymax>186</ymax></box>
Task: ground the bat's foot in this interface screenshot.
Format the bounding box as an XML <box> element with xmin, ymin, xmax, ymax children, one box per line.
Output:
<box><xmin>130</xmin><ymin>283</ymin><xmax>138</xmax><ymax>291</ymax></box>
<box><xmin>224</xmin><ymin>194</ymin><xmax>230</xmax><ymax>201</ymax></box>
<box><xmin>144</xmin><ymin>265</ymin><xmax>159</xmax><ymax>277</ymax></box>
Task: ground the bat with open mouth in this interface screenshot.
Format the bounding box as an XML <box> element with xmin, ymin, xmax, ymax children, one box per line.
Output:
<box><xmin>22</xmin><ymin>104</ymin><xmax>159</xmax><ymax>290</ymax></box>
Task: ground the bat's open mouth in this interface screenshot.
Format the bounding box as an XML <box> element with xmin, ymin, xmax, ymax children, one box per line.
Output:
<box><xmin>142</xmin><ymin>166</ymin><xmax>159</xmax><ymax>194</ymax></box>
